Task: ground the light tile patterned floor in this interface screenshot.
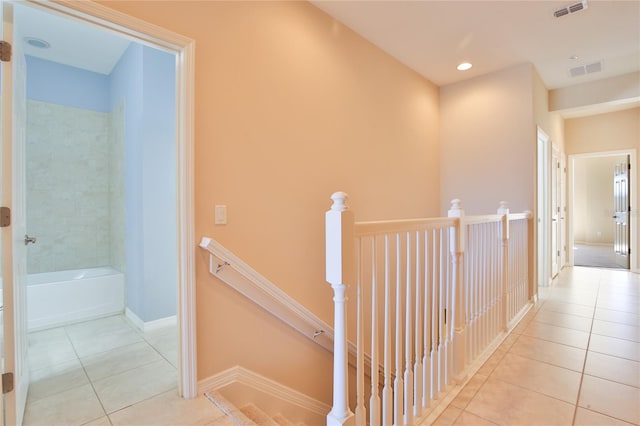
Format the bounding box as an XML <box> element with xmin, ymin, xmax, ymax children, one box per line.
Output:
<box><xmin>433</xmin><ymin>266</ymin><xmax>640</xmax><ymax>426</ymax></box>
<box><xmin>23</xmin><ymin>315</ymin><xmax>229</xmax><ymax>426</ymax></box>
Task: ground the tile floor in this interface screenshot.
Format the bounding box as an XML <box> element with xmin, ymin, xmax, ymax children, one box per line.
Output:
<box><xmin>433</xmin><ymin>266</ymin><xmax>640</xmax><ymax>426</ymax></box>
<box><xmin>24</xmin><ymin>314</ymin><xmax>231</xmax><ymax>426</ymax></box>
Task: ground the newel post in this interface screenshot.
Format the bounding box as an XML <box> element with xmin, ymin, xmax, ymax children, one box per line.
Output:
<box><xmin>325</xmin><ymin>192</ymin><xmax>355</xmax><ymax>426</ymax></box>
<box><xmin>498</xmin><ymin>202</ymin><xmax>510</xmax><ymax>331</ymax></box>
<box><xmin>448</xmin><ymin>199</ymin><xmax>466</xmax><ymax>382</ymax></box>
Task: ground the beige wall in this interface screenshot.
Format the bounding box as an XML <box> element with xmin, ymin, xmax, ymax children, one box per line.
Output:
<box><xmin>566</xmin><ymin>108</ymin><xmax>640</xmax><ymax>269</ymax></box>
<box><xmin>440</xmin><ymin>63</ymin><xmax>536</xmax><ymax>214</ymax></box>
<box><xmin>97</xmin><ymin>0</ymin><xmax>440</xmax><ymax>401</ymax></box>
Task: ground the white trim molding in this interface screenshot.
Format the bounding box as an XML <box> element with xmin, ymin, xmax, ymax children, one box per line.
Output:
<box><xmin>31</xmin><ymin>0</ymin><xmax>198</xmax><ymax>399</ymax></box>
<box><xmin>125</xmin><ymin>308</ymin><xmax>177</xmax><ymax>333</ymax></box>
<box><xmin>200</xmin><ymin>365</ymin><xmax>331</xmax><ymax>417</ymax></box>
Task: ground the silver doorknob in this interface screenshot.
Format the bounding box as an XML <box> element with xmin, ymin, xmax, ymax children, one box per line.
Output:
<box><xmin>24</xmin><ymin>234</ymin><xmax>36</xmax><ymax>245</ymax></box>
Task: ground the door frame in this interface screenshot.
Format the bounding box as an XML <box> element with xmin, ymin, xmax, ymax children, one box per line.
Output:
<box><xmin>23</xmin><ymin>0</ymin><xmax>197</xmax><ymax>398</ymax></box>
<box><xmin>568</xmin><ymin>149</ymin><xmax>637</xmax><ymax>272</ymax></box>
<box><xmin>537</xmin><ymin>127</ymin><xmax>551</xmax><ymax>286</ymax></box>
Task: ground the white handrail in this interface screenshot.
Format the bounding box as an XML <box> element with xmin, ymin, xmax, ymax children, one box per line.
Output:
<box><xmin>325</xmin><ymin>193</ymin><xmax>533</xmax><ymax>425</ymax></box>
<box><xmin>199</xmin><ymin>237</ymin><xmax>335</xmax><ymax>352</ymax></box>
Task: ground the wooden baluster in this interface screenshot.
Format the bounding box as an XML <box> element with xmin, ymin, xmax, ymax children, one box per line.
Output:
<box><xmin>422</xmin><ymin>230</ymin><xmax>431</xmax><ymax>409</ymax></box>
<box><xmin>393</xmin><ymin>233</ymin><xmax>404</xmax><ymax>426</ymax></box>
<box><xmin>404</xmin><ymin>232</ymin><xmax>414</xmax><ymax>425</ymax></box>
<box><xmin>326</xmin><ymin>192</ymin><xmax>355</xmax><ymax>426</ymax></box>
<box><xmin>413</xmin><ymin>231</ymin><xmax>423</xmax><ymax>418</ymax></box>
<box><xmin>370</xmin><ymin>238</ymin><xmax>381</xmax><ymax>426</ymax></box>
<box><xmin>355</xmin><ymin>239</ymin><xmax>365</xmax><ymax>424</ymax></box>
<box><xmin>498</xmin><ymin>202</ymin><xmax>509</xmax><ymax>332</ymax></box>
<box><xmin>382</xmin><ymin>235</ymin><xmax>393</xmax><ymax>426</ymax></box>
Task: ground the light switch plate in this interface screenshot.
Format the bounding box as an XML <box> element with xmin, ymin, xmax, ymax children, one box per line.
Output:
<box><xmin>215</xmin><ymin>205</ymin><xmax>227</xmax><ymax>225</ymax></box>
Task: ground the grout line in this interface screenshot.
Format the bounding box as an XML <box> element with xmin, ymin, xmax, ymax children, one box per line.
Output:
<box><xmin>570</xmin><ymin>274</ymin><xmax>600</xmax><ymax>426</ymax></box>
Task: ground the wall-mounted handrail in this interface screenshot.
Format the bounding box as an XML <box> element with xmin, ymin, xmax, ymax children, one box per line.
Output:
<box><xmin>200</xmin><ymin>237</ymin><xmax>335</xmax><ymax>352</ymax></box>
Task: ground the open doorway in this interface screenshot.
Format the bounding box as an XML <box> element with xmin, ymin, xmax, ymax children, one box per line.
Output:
<box><xmin>569</xmin><ymin>151</ymin><xmax>636</xmax><ymax>270</ymax></box>
<box><xmin>1</xmin><ymin>1</ymin><xmax>195</xmax><ymax>424</ymax></box>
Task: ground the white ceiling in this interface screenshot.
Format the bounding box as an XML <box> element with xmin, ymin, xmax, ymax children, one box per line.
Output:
<box><xmin>311</xmin><ymin>0</ymin><xmax>640</xmax><ymax>90</ymax></box>
<box><xmin>14</xmin><ymin>2</ymin><xmax>130</xmax><ymax>75</ymax></box>
<box><xmin>12</xmin><ymin>1</ymin><xmax>640</xmax><ymax>91</ymax></box>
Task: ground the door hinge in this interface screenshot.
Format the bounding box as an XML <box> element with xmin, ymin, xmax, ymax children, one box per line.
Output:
<box><xmin>0</xmin><ymin>41</ymin><xmax>12</xmax><ymax>62</ymax></box>
<box><xmin>0</xmin><ymin>206</ymin><xmax>10</xmax><ymax>227</ymax></box>
<box><xmin>2</xmin><ymin>372</ymin><xmax>14</xmax><ymax>394</ymax></box>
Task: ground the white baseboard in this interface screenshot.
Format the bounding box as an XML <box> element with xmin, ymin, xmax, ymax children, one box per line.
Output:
<box><xmin>199</xmin><ymin>365</ymin><xmax>329</xmax><ymax>420</ymax></box>
<box><xmin>125</xmin><ymin>307</ymin><xmax>176</xmax><ymax>332</ymax></box>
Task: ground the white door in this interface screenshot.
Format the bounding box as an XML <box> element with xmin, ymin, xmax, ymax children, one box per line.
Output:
<box><xmin>1</xmin><ymin>2</ymin><xmax>29</xmax><ymax>424</ymax></box>
<box><xmin>614</xmin><ymin>156</ymin><xmax>631</xmax><ymax>269</ymax></box>
<box><xmin>551</xmin><ymin>147</ymin><xmax>561</xmax><ymax>277</ymax></box>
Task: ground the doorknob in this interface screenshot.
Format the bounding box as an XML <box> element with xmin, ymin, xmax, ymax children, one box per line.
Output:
<box><xmin>24</xmin><ymin>234</ymin><xmax>36</xmax><ymax>245</ymax></box>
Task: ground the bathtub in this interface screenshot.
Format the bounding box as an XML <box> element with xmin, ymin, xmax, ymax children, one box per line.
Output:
<box><xmin>27</xmin><ymin>267</ymin><xmax>124</xmax><ymax>330</ymax></box>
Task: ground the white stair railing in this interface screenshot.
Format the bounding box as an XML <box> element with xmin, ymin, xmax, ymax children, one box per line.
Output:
<box><xmin>325</xmin><ymin>192</ymin><xmax>533</xmax><ymax>425</ymax></box>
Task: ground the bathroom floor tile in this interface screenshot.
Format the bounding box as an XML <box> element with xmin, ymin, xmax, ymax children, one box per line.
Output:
<box><xmin>584</xmin><ymin>351</ymin><xmax>640</xmax><ymax>388</ymax></box>
<box><xmin>465</xmin><ymin>377</ymin><xmax>575</xmax><ymax>425</ymax></box>
<box><xmin>28</xmin><ymin>358</ymin><xmax>89</xmax><ymax>402</ymax></box>
<box><xmin>92</xmin><ymin>358</ymin><xmax>178</xmax><ymax>413</ymax></box>
<box><xmin>65</xmin><ymin>315</ymin><xmax>136</xmax><ymax>341</ymax></box>
<box><xmin>508</xmin><ymin>334</ymin><xmax>586</xmax><ymax>372</ymax></box>
<box><xmin>69</xmin><ymin>326</ymin><xmax>145</xmax><ymax>358</ymax></box>
<box><xmin>578</xmin><ymin>375</ymin><xmax>640</xmax><ymax>425</ymax></box>
<box><xmin>80</xmin><ymin>340</ymin><xmax>164</xmax><ymax>382</ymax></box>
<box><xmin>28</xmin><ymin>327</ymin><xmax>78</xmax><ymax>370</ymax></box>
<box><xmin>23</xmin><ymin>383</ymin><xmax>105</xmax><ymax>426</ymax></box>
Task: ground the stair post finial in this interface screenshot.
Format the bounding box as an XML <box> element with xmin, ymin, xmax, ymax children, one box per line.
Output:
<box><xmin>448</xmin><ymin>198</ymin><xmax>464</xmax><ymax>218</ymax></box>
<box><xmin>330</xmin><ymin>192</ymin><xmax>349</xmax><ymax>211</ymax></box>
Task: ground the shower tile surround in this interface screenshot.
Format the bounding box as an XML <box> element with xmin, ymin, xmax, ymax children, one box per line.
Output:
<box><xmin>26</xmin><ymin>100</ymin><xmax>125</xmax><ymax>274</ymax></box>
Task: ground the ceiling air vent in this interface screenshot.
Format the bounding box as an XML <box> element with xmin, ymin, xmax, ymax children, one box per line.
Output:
<box><xmin>554</xmin><ymin>0</ymin><xmax>588</xmax><ymax>18</ymax></box>
<box><xmin>569</xmin><ymin>60</ymin><xmax>603</xmax><ymax>78</ymax></box>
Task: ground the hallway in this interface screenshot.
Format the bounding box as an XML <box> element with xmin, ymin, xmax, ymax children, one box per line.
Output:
<box><xmin>434</xmin><ymin>266</ymin><xmax>639</xmax><ymax>426</ymax></box>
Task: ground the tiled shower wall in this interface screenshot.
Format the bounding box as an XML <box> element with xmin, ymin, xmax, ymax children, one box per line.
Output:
<box><xmin>26</xmin><ymin>100</ymin><xmax>125</xmax><ymax>274</ymax></box>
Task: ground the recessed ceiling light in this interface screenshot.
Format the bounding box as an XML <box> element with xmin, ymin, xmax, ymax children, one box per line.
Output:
<box><xmin>457</xmin><ymin>62</ymin><xmax>472</xmax><ymax>71</ymax></box>
<box><xmin>24</xmin><ymin>37</ymin><xmax>50</xmax><ymax>49</ymax></box>
<box><xmin>569</xmin><ymin>55</ymin><xmax>579</xmax><ymax>60</ymax></box>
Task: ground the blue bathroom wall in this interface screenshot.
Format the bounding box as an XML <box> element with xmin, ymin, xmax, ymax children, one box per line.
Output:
<box><xmin>27</xmin><ymin>45</ymin><xmax>177</xmax><ymax>323</ymax></box>
<box><xmin>140</xmin><ymin>46</ymin><xmax>177</xmax><ymax>323</ymax></box>
<box><xmin>110</xmin><ymin>44</ymin><xmax>177</xmax><ymax>323</ymax></box>
<box><xmin>25</xmin><ymin>55</ymin><xmax>110</xmax><ymax>112</ymax></box>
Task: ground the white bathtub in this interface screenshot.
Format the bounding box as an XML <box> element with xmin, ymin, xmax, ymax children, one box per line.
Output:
<box><xmin>27</xmin><ymin>267</ymin><xmax>124</xmax><ymax>330</ymax></box>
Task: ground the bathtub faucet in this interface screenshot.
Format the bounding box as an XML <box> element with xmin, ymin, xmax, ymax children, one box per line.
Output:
<box><xmin>24</xmin><ymin>234</ymin><xmax>37</xmax><ymax>245</ymax></box>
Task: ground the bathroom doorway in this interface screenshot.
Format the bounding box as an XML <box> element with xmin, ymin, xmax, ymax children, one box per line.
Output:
<box><xmin>1</xmin><ymin>1</ymin><xmax>196</xmax><ymax>423</ymax></box>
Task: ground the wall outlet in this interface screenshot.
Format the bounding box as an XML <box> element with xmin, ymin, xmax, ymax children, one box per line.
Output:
<box><xmin>215</xmin><ymin>205</ymin><xmax>227</xmax><ymax>225</ymax></box>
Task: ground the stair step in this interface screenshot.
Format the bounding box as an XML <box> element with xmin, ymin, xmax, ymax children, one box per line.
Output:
<box><xmin>205</xmin><ymin>391</ymin><xmax>257</xmax><ymax>425</ymax></box>
<box><xmin>241</xmin><ymin>403</ymin><xmax>281</xmax><ymax>426</ymax></box>
<box><xmin>271</xmin><ymin>413</ymin><xmax>300</xmax><ymax>426</ymax></box>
